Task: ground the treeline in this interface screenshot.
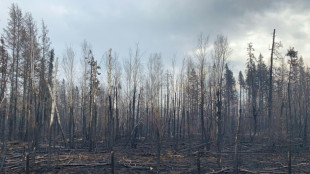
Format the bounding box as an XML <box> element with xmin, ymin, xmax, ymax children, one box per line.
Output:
<box><xmin>0</xmin><ymin>3</ymin><xmax>309</xmax><ymax>168</ymax></box>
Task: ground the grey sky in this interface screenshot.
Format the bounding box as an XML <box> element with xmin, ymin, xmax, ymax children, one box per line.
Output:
<box><xmin>0</xmin><ymin>0</ymin><xmax>310</xmax><ymax>76</ymax></box>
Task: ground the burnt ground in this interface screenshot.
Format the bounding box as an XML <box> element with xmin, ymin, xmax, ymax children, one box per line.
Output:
<box><xmin>1</xmin><ymin>137</ymin><xmax>310</xmax><ymax>173</ymax></box>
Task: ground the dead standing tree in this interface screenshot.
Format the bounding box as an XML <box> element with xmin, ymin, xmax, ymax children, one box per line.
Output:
<box><xmin>124</xmin><ymin>45</ymin><xmax>142</xmax><ymax>148</ymax></box>
<box><xmin>131</xmin><ymin>46</ymin><xmax>141</xmax><ymax>148</ymax></box>
<box><xmin>268</xmin><ymin>29</ymin><xmax>275</xmax><ymax>139</ymax></box>
<box><xmin>0</xmin><ymin>38</ymin><xmax>9</xmax><ymax>171</ymax></box>
<box><xmin>112</xmin><ymin>54</ymin><xmax>122</xmax><ymax>141</ymax></box>
<box><xmin>37</xmin><ymin>20</ymin><xmax>51</xmax><ymax>146</ymax></box>
<box><xmin>27</xmin><ymin>15</ymin><xmax>37</xmax><ymax>151</ymax></box>
<box><xmin>80</xmin><ymin>41</ymin><xmax>90</xmax><ymax>141</ymax></box>
<box><xmin>62</xmin><ymin>46</ymin><xmax>75</xmax><ymax>148</ymax></box>
<box><xmin>107</xmin><ymin>48</ymin><xmax>114</xmax><ymax>151</ymax></box>
<box><xmin>234</xmin><ymin>71</ymin><xmax>245</xmax><ymax>173</ymax></box>
<box><xmin>4</xmin><ymin>4</ymin><xmax>24</xmax><ymax>141</ymax></box>
<box><xmin>213</xmin><ymin>35</ymin><xmax>230</xmax><ymax>168</ymax></box>
<box><xmin>246</xmin><ymin>43</ymin><xmax>258</xmax><ymax>141</ymax></box>
<box><xmin>286</xmin><ymin>47</ymin><xmax>298</xmax><ymax>174</ymax></box>
<box><xmin>87</xmin><ymin>50</ymin><xmax>100</xmax><ymax>152</ymax></box>
<box><xmin>145</xmin><ymin>53</ymin><xmax>163</xmax><ymax>163</ymax></box>
<box><xmin>196</xmin><ymin>34</ymin><xmax>210</xmax><ymax>149</ymax></box>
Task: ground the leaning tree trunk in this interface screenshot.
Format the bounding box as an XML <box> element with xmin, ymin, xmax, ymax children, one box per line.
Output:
<box><xmin>48</xmin><ymin>58</ymin><xmax>58</xmax><ymax>162</ymax></box>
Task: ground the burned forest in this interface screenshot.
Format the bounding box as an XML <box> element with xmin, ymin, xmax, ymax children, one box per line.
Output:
<box><xmin>0</xmin><ymin>2</ymin><xmax>310</xmax><ymax>174</ymax></box>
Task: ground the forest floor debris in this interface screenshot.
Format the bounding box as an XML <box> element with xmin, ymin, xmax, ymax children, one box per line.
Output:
<box><xmin>1</xmin><ymin>137</ymin><xmax>310</xmax><ymax>173</ymax></box>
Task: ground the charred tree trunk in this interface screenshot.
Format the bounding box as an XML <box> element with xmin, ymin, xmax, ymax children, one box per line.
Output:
<box><xmin>156</xmin><ymin>126</ymin><xmax>160</xmax><ymax>165</ymax></box>
<box><xmin>234</xmin><ymin>84</ymin><xmax>242</xmax><ymax>173</ymax></box>
<box><xmin>268</xmin><ymin>29</ymin><xmax>275</xmax><ymax>138</ymax></box>
<box><xmin>108</xmin><ymin>95</ymin><xmax>113</xmax><ymax>151</ymax></box>
<box><xmin>0</xmin><ymin>96</ymin><xmax>7</xmax><ymax>171</ymax></box>
<box><xmin>69</xmin><ymin>101</ymin><xmax>74</xmax><ymax>148</ymax></box>
<box><xmin>131</xmin><ymin>86</ymin><xmax>137</xmax><ymax>148</ymax></box>
<box><xmin>304</xmin><ymin>99</ymin><xmax>308</xmax><ymax>145</ymax></box>
<box><xmin>115</xmin><ymin>87</ymin><xmax>119</xmax><ymax>140</ymax></box>
<box><xmin>216</xmin><ymin>89</ymin><xmax>223</xmax><ymax>168</ymax></box>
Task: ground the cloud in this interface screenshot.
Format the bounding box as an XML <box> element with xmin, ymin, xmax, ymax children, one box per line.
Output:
<box><xmin>0</xmin><ymin>0</ymin><xmax>310</xmax><ymax>75</ymax></box>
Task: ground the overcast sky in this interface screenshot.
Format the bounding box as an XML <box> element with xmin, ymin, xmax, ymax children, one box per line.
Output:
<box><xmin>0</xmin><ymin>0</ymin><xmax>310</xmax><ymax>75</ymax></box>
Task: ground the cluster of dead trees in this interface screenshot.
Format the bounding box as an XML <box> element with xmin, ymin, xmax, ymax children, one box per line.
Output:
<box><xmin>0</xmin><ymin>4</ymin><xmax>55</xmax><ymax>153</ymax></box>
<box><xmin>0</xmin><ymin>4</ymin><xmax>309</xmax><ymax>171</ymax></box>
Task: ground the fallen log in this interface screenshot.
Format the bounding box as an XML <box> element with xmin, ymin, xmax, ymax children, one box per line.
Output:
<box><xmin>56</xmin><ymin>162</ymin><xmax>109</xmax><ymax>167</ymax></box>
<box><xmin>210</xmin><ymin>167</ymin><xmax>231</xmax><ymax>174</ymax></box>
<box><xmin>239</xmin><ymin>168</ymin><xmax>257</xmax><ymax>174</ymax></box>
